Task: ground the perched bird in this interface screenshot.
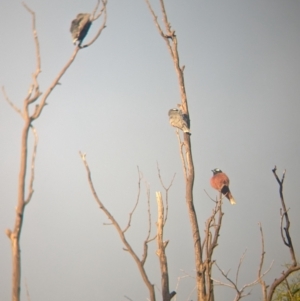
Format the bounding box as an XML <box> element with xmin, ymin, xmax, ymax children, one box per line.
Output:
<box><xmin>70</xmin><ymin>13</ymin><xmax>92</xmax><ymax>46</ymax></box>
<box><xmin>168</xmin><ymin>108</ymin><xmax>191</xmax><ymax>134</ymax></box>
<box><xmin>210</xmin><ymin>168</ymin><xmax>236</xmax><ymax>205</ymax></box>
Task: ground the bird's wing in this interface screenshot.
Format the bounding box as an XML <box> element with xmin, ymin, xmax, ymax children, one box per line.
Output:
<box><xmin>70</xmin><ymin>19</ymin><xmax>79</xmax><ymax>34</ymax></box>
<box><xmin>169</xmin><ymin>112</ymin><xmax>183</xmax><ymax>127</ymax></box>
<box><xmin>78</xmin><ymin>14</ymin><xmax>90</xmax><ymax>32</ymax></box>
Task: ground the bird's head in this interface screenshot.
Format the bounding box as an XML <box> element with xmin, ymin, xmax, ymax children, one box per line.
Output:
<box><xmin>212</xmin><ymin>168</ymin><xmax>222</xmax><ymax>175</ymax></box>
<box><xmin>168</xmin><ymin>108</ymin><xmax>179</xmax><ymax>116</ymax></box>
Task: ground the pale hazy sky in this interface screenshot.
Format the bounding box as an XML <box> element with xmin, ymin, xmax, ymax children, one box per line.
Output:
<box><xmin>1</xmin><ymin>1</ymin><xmax>300</xmax><ymax>300</ymax></box>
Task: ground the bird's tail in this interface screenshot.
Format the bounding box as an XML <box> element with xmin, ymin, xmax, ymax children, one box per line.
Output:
<box><xmin>221</xmin><ymin>186</ymin><xmax>236</xmax><ymax>205</ymax></box>
<box><xmin>227</xmin><ymin>192</ymin><xmax>236</xmax><ymax>205</ymax></box>
<box><xmin>183</xmin><ymin>125</ymin><xmax>191</xmax><ymax>134</ymax></box>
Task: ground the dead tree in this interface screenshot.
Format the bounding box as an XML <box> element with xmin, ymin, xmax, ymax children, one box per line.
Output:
<box><xmin>212</xmin><ymin>167</ymin><xmax>300</xmax><ymax>301</ymax></box>
<box><xmin>262</xmin><ymin>167</ymin><xmax>300</xmax><ymax>301</ymax></box>
<box><xmin>145</xmin><ymin>1</ymin><xmax>224</xmax><ymax>300</ymax></box>
<box><xmin>3</xmin><ymin>2</ymin><xmax>107</xmax><ymax>301</ymax></box>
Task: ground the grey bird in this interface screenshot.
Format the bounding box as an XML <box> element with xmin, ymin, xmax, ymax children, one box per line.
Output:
<box><xmin>168</xmin><ymin>108</ymin><xmax>191</xmax><ymax>134</ymax></box>
<box><xmin>70</xmin><ymin>13</ymin><xmax>92</xmax><ymax>46</ymax></box>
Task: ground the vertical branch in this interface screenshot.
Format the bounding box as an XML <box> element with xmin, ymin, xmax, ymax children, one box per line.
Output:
<box><xmin>257</xmin><ymin>223</ymin><xmax>268</xmax><ymax>301</ymax></box>
<box><xmin>144</xmin><ymin>1</ymin><xmax>203</xmax><ymax>299</ymax></box>
<box><xmin>272</xmin><ymin>167</ymin><xmax>296</xmax><ymax>262</ymax></box>
<box><xmin>202</xmin><ymin>195</ymin><xmax>224</xmax><ymax>301</ymax></box>
<box><xmin>4</xmin><ymin>2</ymin><xmax>108</xmax><ymax>300</ymax></box>
<box><xmin>156</xmin><ymin>192</ymin><xmax>175</xmax><ymax>301</ymax></box>
<box><xmin>266</xmin><ymin>166</ymin><xmax>300</xmax><ymax>301</ymax></box>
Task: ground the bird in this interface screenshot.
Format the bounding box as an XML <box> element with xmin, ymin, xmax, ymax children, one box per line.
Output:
<box><xmin>210</xmin><ymin>168</ymin><xmax>236</xmax><ymax>205</ymax></box>
<box><xmin>70</xmin><ymin>13</ymin><xmax>92</xmax><ymax>46</ymax></box>
<box><xmin>168</xmin><ymin>108</ymin><xmax>191</xmax><ymax>134</ymax></box>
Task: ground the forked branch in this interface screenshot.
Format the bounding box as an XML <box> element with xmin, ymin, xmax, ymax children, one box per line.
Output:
<box><xmin>156</xmin><ymin>163</ymin><xmax>176</xmax><ymax>224</ymax></box>
<box><xmin>266</xmin><ymin>167</ymin><xmax>300</xmax><ymax>301</ymax></box>
<box><xmin>80</xmin><ymin>152</ymin><xmax>156</xmax><ymax>301</ymax></box>
<box><xmin>213</xmin><ymin>224</ymin><xmax>273</xmax><ymax>301</ymax></box>
<box><xmin>85</xmin><ymin>0</ymin><xmax>107</xmax><ymax>47</ymax></box>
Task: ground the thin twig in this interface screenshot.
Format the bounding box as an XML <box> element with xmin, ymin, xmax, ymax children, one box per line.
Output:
<box><xmin>141</xmin><ymin>180</ymin><xmax>156</xmax><ymax>266</ymax></box>
<box><xmin>235</xmin><ymin>250</ymin><xmax>247</xmax><ymax>286</ymax></box>
<box><xmin>123</xmin><ymin>167</ymin><xmax>142</xmax><ymax>233</ymax></box>
<box><xmin>22</xmin><ymin>2</ymin><xmax>42</xmax><ymax>105</ymax></box>
<box><xmin>24</xmin><ymin>278</ymin><xmax>31</xmax><ymax>301</ymax></box>
<box><xmin>257</xmin><ymin>222</ymin><xmax>268</xmax><ymax>300</ymax></box>
<box><xmin>204</xmin><ymin>189</ymin><xmax>217</xmax><ymax>203</ymax></box>
<box><xmin>84</xmin><ymin>0</ymin><xmax>107</xmax><ymax>47</ymax></box>
<box><xmin>93</xmin><ymin>0</ymin><xmax>107</xmax><ymax>21</ymax></box>
<box><xmin>156</xmin><ymin>162</ymin><xmax>176</xmax><ymax>224</ymax></box>
<box><xmin>2</xmin><ymin>87</ymin><xmax>23</xmax><ymax>117</ymax></box>
<box><xmin>213</xmin><ymin>242</ymin><xmax>274</xmax><ymax>301</ymax></box>
<box><xmin>91</xmin><ymin>0</ymin><xmax>101</xmax><ymax>20</ymax></box>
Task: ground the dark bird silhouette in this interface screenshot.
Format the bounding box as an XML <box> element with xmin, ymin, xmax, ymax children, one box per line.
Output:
<box><xmin>168</xmin><ymin>108</ymin><xmax>191</xmax><ymax>134</ymax></box>
<box><xmin>210</xmin><ymin>168</ymin><xmax>236</xmax><ymax>205</ymax></box>
<box><xmin>70</xmin><ymin>13</ymin><xmax>92</xmax><ymax>46</ymax></box>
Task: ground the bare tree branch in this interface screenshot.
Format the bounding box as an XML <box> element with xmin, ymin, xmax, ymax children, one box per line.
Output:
<box><xmin>31</xmin><ymin>47</ymin><xmax>79</xmax><ymax>120</ymax></box>
<box><xmin>213</xmin><ymin>223</ymin><xmax>274</xmax><ymax>301</ymax></box>
<box><xmin>80</xmin><ymin>152</ymin><xmax>156</xmax><ymax>301</ymax></box>
<box><xmin>266</xmin><ymin>166</ymin><xmax>300</xmax><ymax>301</ymax></box>
<box><xmin>156</xmin><ymin>163</ymin><xmax>176</xmax><ymax>224</ymax></box>
<box><xmin>92</xmin><ymin>0</ymin><xmax>107</xmax><ymax>20</ymax></box>
<box><xmin>2</xmin><ymin>87</ymin><xmax>23</xmax><ymax>117</ymax></box>
<box><xmin>257</xmin><ymin>222</ymin><xmax>268</xmax><ymax>301</ymax></box>
<box><xmin>141</xmin><ymin>180</ymin><xmax>157</xmax><ymax>266</ymax></box>
<box><xmin>24</xmin><ymin>278</ymin><xmax>31</xmax><ymax>301</ymax></box>
<box><xmin>84</xmin><ymin>0</ymin><xmax>107</xmax><ymax>47</ymax></box>
<box><xmin>272</xmin><ymin>167</ymin><xmax>294</xmax><ymax>253</ymax></box>
<box><xmin>123</xmin><ymin>167</ymin><xmax>142</xmax><ymax>233</ymax></box>
<box><xmin>144</xmin><ymin>0</ymin><xmax>174</xmax><ymax>59</ymax></box>
<box><xmin>173</xmin><ymin>270</ymin><xmax>196</xmax><ymax>301</ymax></box>
<box><xmin>22</xmin><ymin>2</ymin><xmax>42</xmax><ymax>105</ymax></box>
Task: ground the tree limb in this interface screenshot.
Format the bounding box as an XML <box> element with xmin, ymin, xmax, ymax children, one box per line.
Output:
<box><xmin>123</xmin><ymin>167</ymin><xmax>142</xmax><ymax>233</ymax></box>
<box><xmin>80</xmin><ymin>152</ymin><xmax>156</xmax><ymax>301</ymax></box>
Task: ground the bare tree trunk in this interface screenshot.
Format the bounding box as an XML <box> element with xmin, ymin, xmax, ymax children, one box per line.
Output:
<box><xmin>144</xmin><ymin>1</ymin><xmax>208</xmax><ymax>300</ymax></box>
<box><xmin>4</xmin><ymin>2</ymin><xmax>107</xmax><ymax>300</ymax></box>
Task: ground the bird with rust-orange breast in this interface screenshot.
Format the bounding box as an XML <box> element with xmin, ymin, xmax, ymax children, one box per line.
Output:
<box><xmin>210</xmin><ymin>168</ymin><xmax>236</xmax><ymax>205</ymax></box>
